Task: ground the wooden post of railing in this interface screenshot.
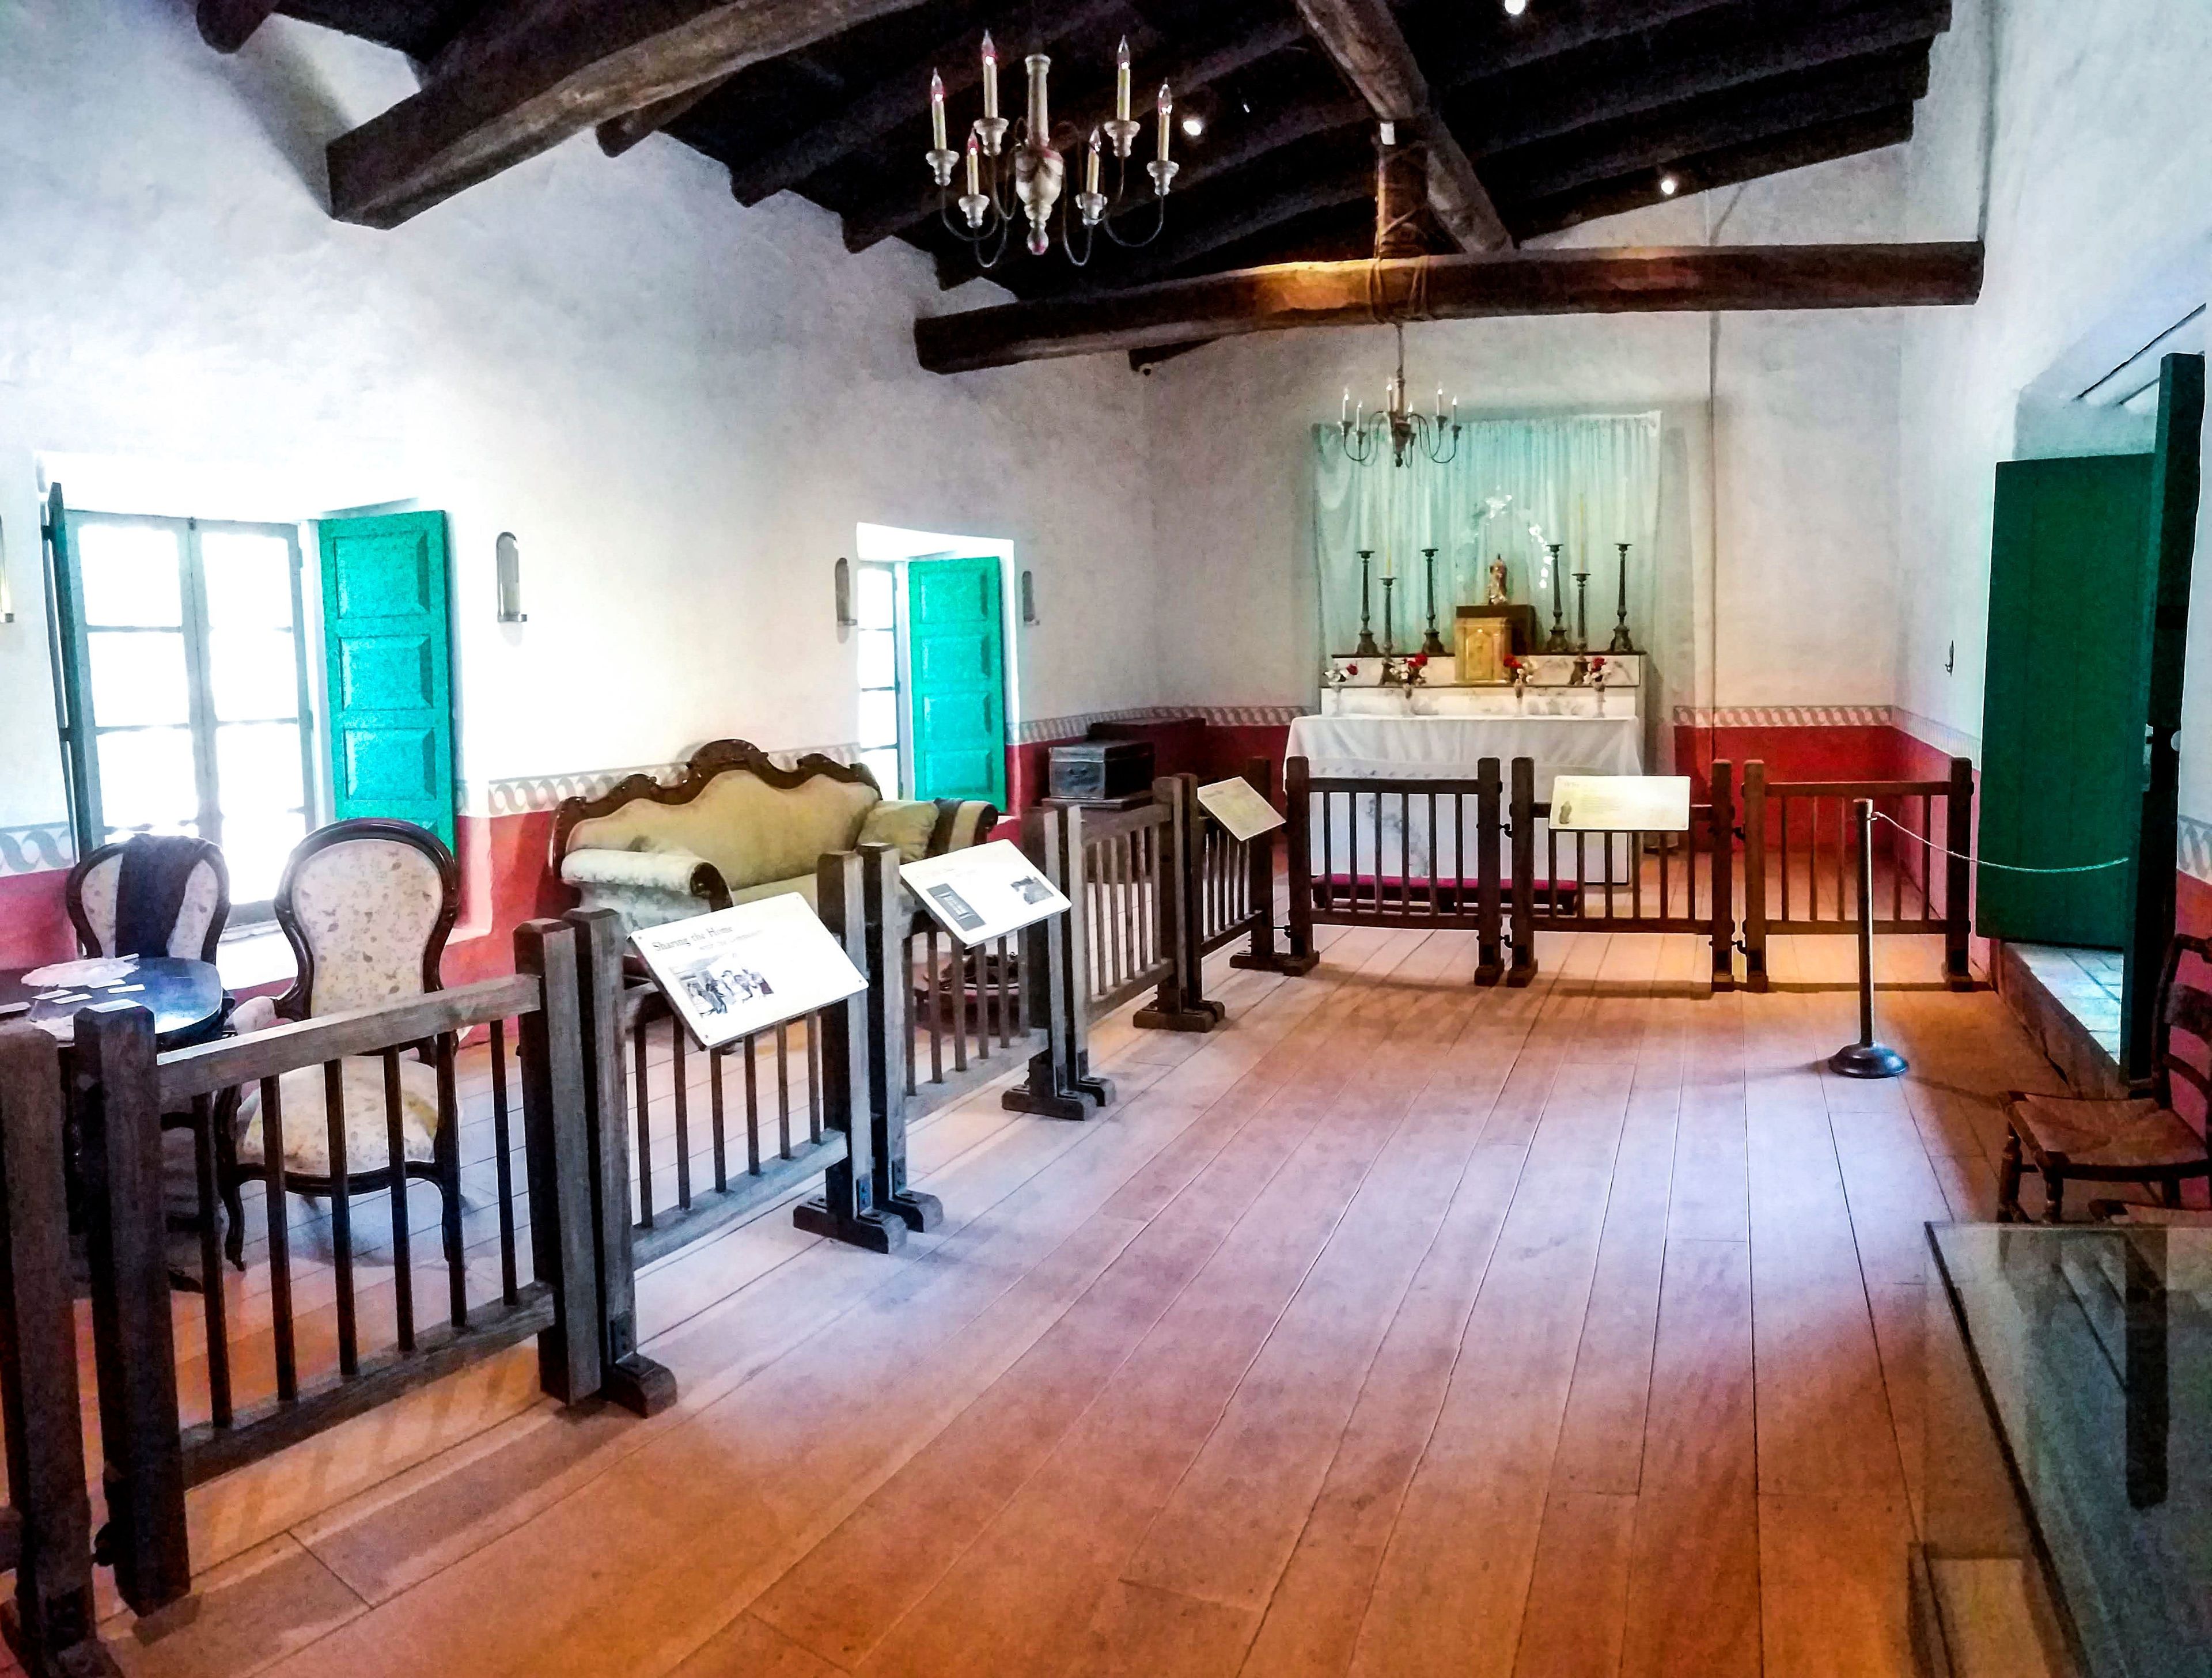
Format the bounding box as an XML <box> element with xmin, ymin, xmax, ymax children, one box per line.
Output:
<box><xmin>0</xmin><ymin>1025</ymin><xmax>115</xmax><ymax>1675</ymax></box>
<box><xmin>1475</xmin><ymin>756</ymin><xmax>1503</xmax><ymax>986</ymax></box>
<box><xmin>1709</xmin><ymin>760</ymin><xmax>1736</xmax><ymax>990</ymax></box>
<box><xmin>1508</xmin><ymin>756</ymin><xmax>1537</xmax><ymax>987</ymax></box>
<box><xmin>73</xmin><ymin>1003</ymin><xmax>191</xmax><ymax>1619</ymax></box>
<box><xmin>1138</xmin><ymin>775</ymin><xmax>1225</xmax><ymax>1031</ymax></box>
<box><xmin>1741</xmin><ymin>760</ymin><xmax>1769</xmax><ymax>993</ymax></box>
<box><xmin>1945</xmin><ymin>755</ymin><xmax>1974</xmax><ymax>991</ymax></box>
<box><xmin>1229</xmin><ymin>756</ymin><xmax>1296</xmax><ymax>974</ymax></box>
<box><xmin>563</xmin><ymin>908</ymin><xmax>676</xmax><ymax>1417</ymax></box>
<box><xmin>1004</xmin><ymin>806</ymin><xmax>1115</xmax><ymax>1119</ymax></box>
<box><xmin>1283</xmin><ymin>756</ymin><xmax>1317</xmax><ymax>974</ymax></box>
<box><xmin>859</xmin><ymin>843</ymin><xmax>943</xmax><ymax>1230</ymax></box>
<box><xmin>514</xmin><ymin>919</ymin><xmax>608</xmax><ymax>1402</ymax></box>
<box><xmin>796</xmin><ymin>853</ymin><xmax>906</xmax><ymax>1249</ymax></box>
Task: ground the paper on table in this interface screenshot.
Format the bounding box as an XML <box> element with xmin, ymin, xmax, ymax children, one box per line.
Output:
<box><xmin>901</xmin><ymin>840</ymin><xmax>1070</xmax><ymax>948</ymax></box>
<box><xmin>1548</xmin><ymin>774</ymin><xmax>1691</xmax><ymax>834</ymax></box>
<box><xmin>1196</xmin><ymin>778</ymin><xmax>1286</xmax><ymax>842</ymax></box>
<box><xmin>22</xmin><ymin>956</ymin><xmax>138</xmax><ymax>988</ymax></box>
<box><xmin>630</xmin><ymin>894</ymin><xmax>867</xmax><ymax>1051</ymax></box>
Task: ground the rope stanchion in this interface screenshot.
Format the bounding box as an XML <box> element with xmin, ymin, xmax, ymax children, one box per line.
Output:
<box><xmin>1831</xmin><ymin>798</ymin><xmax>1908</xmax><ymax>1080</ymax></box>
<box><xmin>1872</xmin><ymin>810</ymin><xmax>2125</xmax><ymax>874</ymax></box>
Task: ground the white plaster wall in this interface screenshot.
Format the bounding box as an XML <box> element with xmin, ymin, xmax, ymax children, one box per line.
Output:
<box><xmin>0</xmin><ymin>0</ymin><xmax>1164</xmax><ymax>829</ymax></box>
<box><xmin>1141</xmin><ymin>148</ymin><xmax>1911</xmax><ymax>732</ymax></box>
<box><xmin>1896</xmin><ymin>0</ymin><xmax>2212</xmax><ymax>802</ymax></box>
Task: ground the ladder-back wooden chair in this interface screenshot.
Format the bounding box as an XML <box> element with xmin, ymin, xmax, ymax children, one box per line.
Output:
<box><xmin>1999</xmin><ymin>933</ymin><xmax>2212</xmax><ymax>1222</ymax></box>
<box><xmin>219</xmin><ymin>820</ymin><xmax>461</xmax><ymax>1268</ymax></box>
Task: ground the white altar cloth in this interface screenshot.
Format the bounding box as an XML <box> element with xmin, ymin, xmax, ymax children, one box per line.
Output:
<box><xmin>1286</xmin><ymin>713</ymin><xmax>1645</xmax><ymax>884</ymax></box>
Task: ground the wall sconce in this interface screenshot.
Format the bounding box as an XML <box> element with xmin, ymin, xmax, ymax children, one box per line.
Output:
<box><xmin>835</xmin><ymin>555</ymin><xmax>858</xmax><ymax>630</ymax></box>
<box><xmin>495</xmin><ymin>532</ymin><xmax>527</xmax><ymax>623</ymax></box>
<box><xmin>1020</xmin><ymin>568</ymin><xmax>1039</xmax><ymax>626</ymax></box>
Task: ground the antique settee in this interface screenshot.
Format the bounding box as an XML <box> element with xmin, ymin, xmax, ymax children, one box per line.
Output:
<box><xmin>551</xmin><ymin>739</ymin><xmax>998</xmax><ymax>936</ymax></box>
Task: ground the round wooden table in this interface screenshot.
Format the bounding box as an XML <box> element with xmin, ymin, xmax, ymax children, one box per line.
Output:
<box><xmin>0</xmin><ymin>958</ymin><xmax>228</xmax><ymax>1048</ymax></box>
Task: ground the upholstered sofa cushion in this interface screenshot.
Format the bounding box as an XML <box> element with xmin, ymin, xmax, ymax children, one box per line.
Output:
<box><xmin>566</xmin><ymin>770</ymin><xmax>880</xmax><ymax>893</ymax></box>
<box><xmin>858</xmin><ymin>798</ymin><xmax>942</xmax><ymax>862</ymax></box>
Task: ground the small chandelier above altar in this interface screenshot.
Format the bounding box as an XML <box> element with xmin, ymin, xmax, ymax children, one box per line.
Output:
<box><xmin>926</xmin><ymin>33</ymin><xmax>1177</xmax><ymax>270</ymax></box>
<box><xmin>1333</xmin><ymin>323</ymin><xmax>1462</xmax><ymax>468</ymax></box>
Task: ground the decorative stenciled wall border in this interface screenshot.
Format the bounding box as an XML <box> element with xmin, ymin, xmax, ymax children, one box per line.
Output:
<box><xmin>1016</xmin><ymin>703</ymin><xmax>1309</xmax><ymax>744</ymax></box>
<box><xmin>1669</xmin><ymin>704</ymin><xmax>1895</xmax><ymax>729</ymax></box>
<box><xmin>0</xmin><ymin>824</ymin><xmax>74</xmax><ymax>880</ymax></box>
<box><xmin>2180</xmin><ymin>815</ymin><xmax>2212</xmax><ymax>886</ymax></box>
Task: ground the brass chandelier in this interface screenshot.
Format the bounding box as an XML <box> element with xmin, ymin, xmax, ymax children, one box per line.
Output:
<box><xmin>925</xmin><ymin>33</ymin><xmax>1179</xmax><ymax>268</ymax></box>
<box><xmin>1335</xmin><ymin>321</ymin><xmax>1463</xmax><ymax>468</ymax></box>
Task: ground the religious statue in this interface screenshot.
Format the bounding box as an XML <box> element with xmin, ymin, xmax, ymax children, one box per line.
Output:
<box><xmin>1487</xmin><ymin>557</ymin><xmax>1510</xmax><ymax>605</ymax></box>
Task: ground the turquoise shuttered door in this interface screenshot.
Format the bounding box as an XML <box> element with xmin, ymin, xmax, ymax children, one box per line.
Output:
<box><xmin>317</xmin><ymin>512</ymin><xmax>457</xmax><ymax>847</ymax></box>
<box><xmin>906</xmin><ymin>556</ymin><xmax>1007</xmax><ymax>807</ymax></box>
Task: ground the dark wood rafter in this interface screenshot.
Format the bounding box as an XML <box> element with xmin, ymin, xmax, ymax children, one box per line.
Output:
<box><xmin>198</xmin><ymin>0</ymin><xmax>286</xmax><ymax>52</ymax></box>
<box><xmin>718</xmin><ymin>0</ymin><xmax>1129</xmax><ymax>206</ymax></box>
<box><xmin>1416</xmin><ymin>0</ymin><xmax>1752</xmax><ymax>85</ymax></box>
<box><xmin>327</xmin><ymin>0</ymin><xmax>935</xmax><ymax>228</ymax></box>
<box><xmin>597</xmin><ymin>81</ymin><xmax>729</xmax><ymax>156</ymax></box>
<box><xmin>1485</xmin><ymin>48</ymin><xmax>1934</xmax><ymax>207</ymax></box>
<box><xmin>914</xmin><ymin>241</ymin><xmax>1985</xmax><ymax>373</ymax></box>
<box><xmin>839</xmin><ymin>15</ymin><xmax>1308</xmax><ymax>253</ymax></box>
<box><xmin>1290</xmin><ymin>0</ymin><xmax>1510</xmax><ymax>252</ymax></box>
<box><xmin>1516</xmin><ymin>105</ymin><xmax>1920</xmax><ymax>237</ymax></box>
<box><xmin>1448</xmin><ymin>0</ymin><xmax>1952</xmax><ymax>159</ymax></box>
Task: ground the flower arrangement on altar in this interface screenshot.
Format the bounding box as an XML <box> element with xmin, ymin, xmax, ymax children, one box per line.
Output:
<box><xmin>1588</xmin><ymin>655</ymin><xmax>1608</xmax><ymax>687</ymax></box>
<box><xmin>1501</xmin><ymin>653</ymin><xmax>1525</xmax><ymax>691</ymax></box>
<box><xmin>1404</xmin><ymin>653</ymin><xmax>1429</xmax><ymax>687</ymax></box>
<box><xmin>1326</xmin><ymin>662</ymin><xmax>1358</xmax><ymax>689</ymax></box>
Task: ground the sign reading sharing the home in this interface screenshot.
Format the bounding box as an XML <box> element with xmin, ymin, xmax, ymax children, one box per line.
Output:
<box><xmin>1196</xmin><ymin>777</ymin><xmax>1286</xmax><ymax>842</ymax></box>
<box><xmin>901</xmin><ymin>840</ymin><xmax>1071</xmax><ymax>947</ymax></box>
<box><xmin>1547</xmin><ymin>775</ymin><xmax>1692</xmax><ymax>834</ymax></box>
<box><xmin>630</xmin><ymin>894</ymin><xmax>866</xmax><ymax>1050</ymax></box>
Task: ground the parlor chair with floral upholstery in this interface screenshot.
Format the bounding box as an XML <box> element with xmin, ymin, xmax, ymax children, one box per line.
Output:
<box><xmin>220</xmin><ymin>819</ymin><xmax>461</xmax><ymax>1268</ymax></box>
<box><xmin>65</xmin><ymin>834</ymin><xmax>230</xmax><ymax>962</ymax></box>
<box><xmin>551</xmin><ymin>738</ymin><xmax>998</xmax><ymax>938</ymax></box>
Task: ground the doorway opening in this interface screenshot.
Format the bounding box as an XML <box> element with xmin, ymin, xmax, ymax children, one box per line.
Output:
<box><xmin>853</xmin><ymin>524</ymin><xmax>1015</xmax><ymax>809</ymax></box>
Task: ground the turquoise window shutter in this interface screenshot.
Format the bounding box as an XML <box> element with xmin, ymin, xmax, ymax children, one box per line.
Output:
<box><xmin>317</xmin><ymin>512</ymin><xmax>457</xmax><ymax>847</ymax></box>
<box><xmin>906</xmin><ymin>555</ymin><xmax>1007</xmax><ymax>808</ymax></box>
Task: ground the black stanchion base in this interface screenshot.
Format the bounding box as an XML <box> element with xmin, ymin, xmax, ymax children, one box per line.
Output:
<box><xmin>1828</xmin><ymin>1041</ymin><xmax>1909</xmax><ymax>1079</ymax></box>
<box><xmin>884</xmin><ymin>1190</ymin><xmax>944</xmax><ymax>1233</ymax></box>
<box><xmin>792</xmin><ymin>1199</ymin><xmax>909</xmax><ymax>1252</ymax></box>
<box><xmin>601</xmin><ymin>1351</ymin><xmax>679</xmax><ymax>1417</ymax></box>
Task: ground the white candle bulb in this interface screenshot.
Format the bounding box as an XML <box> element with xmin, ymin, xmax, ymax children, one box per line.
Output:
<box><xmin>1086</xmin><ymin>127</ymin><xmax>1101</xmax><ymax>195</ymax></box>
<box><xmin>930</xmin><ymin>70</ymin><xmax>947</xmax><ymax>151</ymax></box>
<box><xmin>981</xmin><ymin>32</ymin><xmax>998</xmax><ymax>121</ymax></box>
<box><xmin>965</xmin><ymin>131</ymin><xmax>981</xmax><ymax>194</ymax></box>
<box><xmin>1116</xmin><ymin>37</ymin><xmax>1132</xmax><ymax>123</ymax></box>
<box><xmin>1157</xmin><ymin>82</ymin><xmax>1173</xmax><ymax>160</ymax></box>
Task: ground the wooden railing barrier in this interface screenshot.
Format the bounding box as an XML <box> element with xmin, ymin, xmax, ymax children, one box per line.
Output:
<box><xmin>0</xmin><ymin>1025</ymin><xmax>115</xmax><ymax>1676</ymax></box>
<box><xmin>1002</xmin><ymin>805</ymin><xmax>1115</xmax><ymax>1120</ymax></box>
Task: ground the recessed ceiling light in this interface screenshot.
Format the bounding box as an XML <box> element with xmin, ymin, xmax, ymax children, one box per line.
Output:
<box><xmin>1658</xmin><ymin>170</ymin><xmax>1681</xmax><ymax>196</ymax></box>
<box><xmin>1503</xmin><ymin>0</ymin><xmax>1528</xmax><ymax>15</ymax></box>
<box><xmin>1181</xmin><ymin>111</ymin><xmax>1205</xmax><ymax>138</ymax></box>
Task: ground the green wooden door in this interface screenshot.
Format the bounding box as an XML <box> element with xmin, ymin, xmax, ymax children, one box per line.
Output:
<box><xmin>906</xmin><ymin>555</ymin><xmax>1006</xmax><ymax>807</ymax></box>
<box><xmin>317</xmin><ymin>512</ymin><xmax>457</xmax><ymax>847</ymax></box>
<box><xmin>1977</xmin><ymin>454</ymin><xmax>2155</xmax><ymax>947</ymax></box>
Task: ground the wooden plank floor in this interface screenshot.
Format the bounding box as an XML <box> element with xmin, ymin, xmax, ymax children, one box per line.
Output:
<box><xmin>102</xmin><ymin>923</ymin><xmax>2073</xmax><ymax>1678</ymax></box>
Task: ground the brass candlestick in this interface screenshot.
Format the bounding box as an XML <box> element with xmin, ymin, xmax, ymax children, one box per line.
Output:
<box><xmin>1543</xmin><ymin>543</ymin><xmax>1569</xmax><ymax>653</ymax></box>
<box><xmin>1420</xmin><ymin>547</ymin><xmax>1448</xmax><ymax>657</ymax></box>
<box><xmin>1574</xmin><ymin>569</ymin><xmax>1590</xmax><ymax>652</ymax></box>
<box><xmin>1608</xmin><ymin>541</ymin><xmax>1638</xmax><ymax>653</ymax></box>
<box><xmin>1354</xmin><ymin>550</ymin><xmax>1380</xmax><ymax>657</ymax></box>
<box><xmin>1381</xmin><ymin>574</ymin><xmax>1398</xmax><ymax>656</ymax></box>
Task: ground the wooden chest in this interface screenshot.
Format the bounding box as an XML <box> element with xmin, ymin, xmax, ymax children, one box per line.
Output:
<box><xmin>1047</xmin><ymin>740</ymin><xmax>1154</xmax><ymax>805</ymax></box>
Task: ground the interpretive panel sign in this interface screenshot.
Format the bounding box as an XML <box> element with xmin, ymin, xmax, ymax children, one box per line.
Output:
<box><xmin>630</xmin><ymin>893</ymin><xmax>866</xmax><ymax>1050</ymax></box>
<box><xmin>1548</xmin><ymin>775</ymin><xmax>1692</xmax><ymax>834</ymax></box>
<box><xmin>902</xmin><ymin>839</ymin><xmax>1071</xmax><ymax>947</ymax></box>
<box><xmin>1196</xmin><ymin>777</ymin><xmax>1286</xmax><ymax>842</ymax></box>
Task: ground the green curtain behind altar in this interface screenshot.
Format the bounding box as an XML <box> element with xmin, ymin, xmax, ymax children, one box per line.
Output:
<box><xmin>1311</xmin><ymin>412</ymin><xmax>1662</xmax><ymax>660</ymax></box>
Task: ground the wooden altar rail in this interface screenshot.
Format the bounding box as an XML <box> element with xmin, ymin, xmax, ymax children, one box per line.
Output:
<box><xmin>1740</xmin><ymin>757</ymin><xmax>1974</xmax><ymax>991</ymax></box>
<box><xmin>1283</xmin><ymin>756</ymin><xmax>1735</xmax><ymax>987</ymax></box>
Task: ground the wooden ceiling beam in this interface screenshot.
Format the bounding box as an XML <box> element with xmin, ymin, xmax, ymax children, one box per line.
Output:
<box><xmin>196</xmin><ymin>0</ymin><xmax>285</xmax><ymax>52</ymax></box>
<box><xmin>1424</xmin><ymin>0</ymin><xmax>1747</xmax><ymax>85</ymax></box>
<box><xmin>839</xmin><ymin>16</ymin><xmax>1305</xmax><ymax>253</ymax></box>
<box><xmin>1290</xmin><ymin>0</ymin><xmax>1510</xmax><ymax>252</ymax></box>
<box><xmin>1516</xmin><ymin>106</ymin><xmax>1919</xmax><ymax>237</ymax></box>
<box><xmin>326</xmin><ymin>0</ymin><xmax>931</xmax><ymax>229</ymax></box>
<box><xmin>912</xmin><ymin>241</ymin><xmax>1983</xmax><ymax>373</ymax></box>
<box><xmin>1041</xmin><ymin>160</ymin><xmax>1374</xmax><ymax>293</ymax></box>
<box><xmin>1487</xmin><ymin>49</ymin><xmax>1931</xmax><ymax>206</ymax></box>
<box><xmin>1452</xmin><ymin>0</ymin><xmax>1950</xmax><ymax>157</ymax></box>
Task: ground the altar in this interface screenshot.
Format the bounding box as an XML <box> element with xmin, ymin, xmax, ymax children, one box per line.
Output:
<box><xmin>1286</xmin><ymin>710</ymin><xmax>1645</xmax><ymax>885</ymax></box>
